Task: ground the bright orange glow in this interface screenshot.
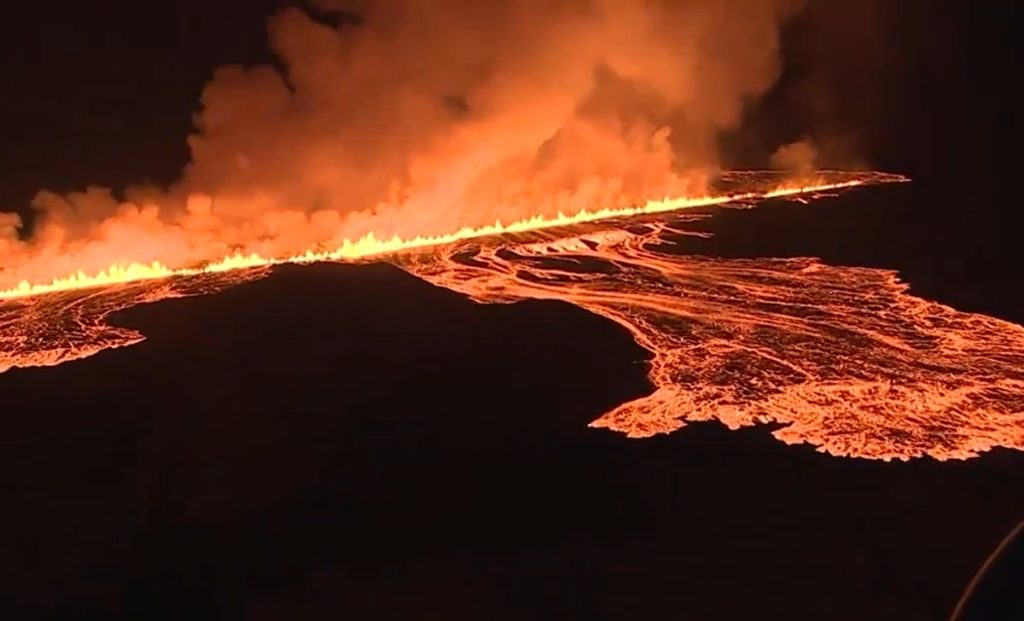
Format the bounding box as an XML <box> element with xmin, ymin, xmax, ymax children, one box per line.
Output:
<box><xmin>14</xmin><ymin>170</ymin><xmax>1017</xmax><ymax>464</ymax></box>
<box><xmin>401</xmin><ymin>182</ymin><xmax>1024</xmax><ymax>462</ymax></box>
<box><xmin>0</xmin><ymin>172</ymin><xmax>902</xmax><ymax>301</ymax></box>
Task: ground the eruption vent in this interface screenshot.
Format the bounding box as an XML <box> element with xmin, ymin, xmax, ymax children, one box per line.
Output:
<box><xmin>4</xmin><ymin>175</ymin><xmax>1024</xmax><ymax>462</ymax></box>
<box><xmin>4</xmin><ymin>0</ymin><xmax>814</xmax><ymax>295</ymax></box>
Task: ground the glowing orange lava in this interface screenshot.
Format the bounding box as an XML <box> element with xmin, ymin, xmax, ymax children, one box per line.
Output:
<box><xmin>0</xmin><ymin>171</ymin><xmax>901</xmax><ymax>301</ymax></box>
<box><xmin>400</xmin><ymin>214</ymin><xmax>1024</xmax><ymax>461</ymax></box>
<box><xmin>6</xmin><ymin>170</ymin><xmax>1022</xmax><ymax>462</ymax></box>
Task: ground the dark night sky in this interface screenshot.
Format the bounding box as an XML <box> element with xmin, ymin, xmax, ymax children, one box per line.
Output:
<box><xmin>0</xmin><ymin>1</ymin><xmax>1017</xmax><ymax>208</ymax></box>
<box><xmin>0</xmin><ymin>1</ymin><xmax>288</xmax><ymax>210</ymax></box>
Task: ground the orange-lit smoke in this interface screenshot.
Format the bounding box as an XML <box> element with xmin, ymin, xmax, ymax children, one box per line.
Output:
<box><xmin>1</xmin><ymin>0</ymin><xmax>810</xmax><ymax>292</ymax></box>
<box><xmin>771</xmin><ymin>138</ymin><xmax>819</xmax><ymax>173</ymax></box>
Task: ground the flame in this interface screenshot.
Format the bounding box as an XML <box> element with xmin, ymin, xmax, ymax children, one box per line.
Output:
<box><xmin>0</xmin><ymin>174</ymin><xmax>904</xmax><ymax>301</ymax></box>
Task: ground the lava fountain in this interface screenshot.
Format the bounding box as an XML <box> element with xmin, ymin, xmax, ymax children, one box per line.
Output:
<box><xmin>3</xmin><ymin>171</ymin><xmax>1023</xmax><ymax>461</ymax></box>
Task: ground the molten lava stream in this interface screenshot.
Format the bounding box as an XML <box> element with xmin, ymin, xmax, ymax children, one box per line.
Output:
<box><xmin>398</xmin><ymin>224</ymin><xmax>1024</xmax><ymax>462</ymax></box>
<box><xmin>4</xmin><ymin>170</ymin><xmax>1022</xmax><ymax>461</ymax></box>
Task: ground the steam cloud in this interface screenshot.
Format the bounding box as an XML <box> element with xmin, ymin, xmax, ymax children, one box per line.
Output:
<box><xmin>770</xmin><ymin>138</ymin><xmax>818</xmax><ymax>173</ymax></box>
<box><xmin>1</xmin><ymin>0</ymin><xmax>809</xmax><ymax>288</ymax></box>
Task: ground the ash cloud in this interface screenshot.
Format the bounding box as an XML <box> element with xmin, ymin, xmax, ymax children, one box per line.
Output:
<box><xmin>1</xmin><ymin>0</ymin><xmax>809</xmax><ymax>288</ymax></box>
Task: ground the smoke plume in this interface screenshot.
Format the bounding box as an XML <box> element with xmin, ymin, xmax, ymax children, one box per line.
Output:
<box><xmin>1</xmin><ymin>0</ymin><xmax>808</xmax><ymax>289</ymax></box>
<box><xmin>770</xmin><ymin>138</ymin><xmax>818</xmax><ymax>173</ymax></box>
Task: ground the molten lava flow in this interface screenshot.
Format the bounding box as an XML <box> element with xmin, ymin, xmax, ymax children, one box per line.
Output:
<box><xmin>398</xmin><ymin>216</ymin><xmax>1024</xmax><ymax>461</ymax></box>
<box><xmin>0</xmin><ymin>171</ymin><xmax>902</xmax><ymax>301</ymax></box>
<box><xmin>0</xmin><ymin>269</ymin><xmax>266</xmax><ymax>374</ymax></box>
<box><xmin>5</xmin><ymin>170</ymin><xmax>1022</xmax><ymax>461</ymax></box>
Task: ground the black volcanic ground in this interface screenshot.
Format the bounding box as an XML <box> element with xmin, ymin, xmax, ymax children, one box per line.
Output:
<box><xmin>4</xmin><ymin>183</ymin><xmax>1024</xmax><ymax>620</ymax></box>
